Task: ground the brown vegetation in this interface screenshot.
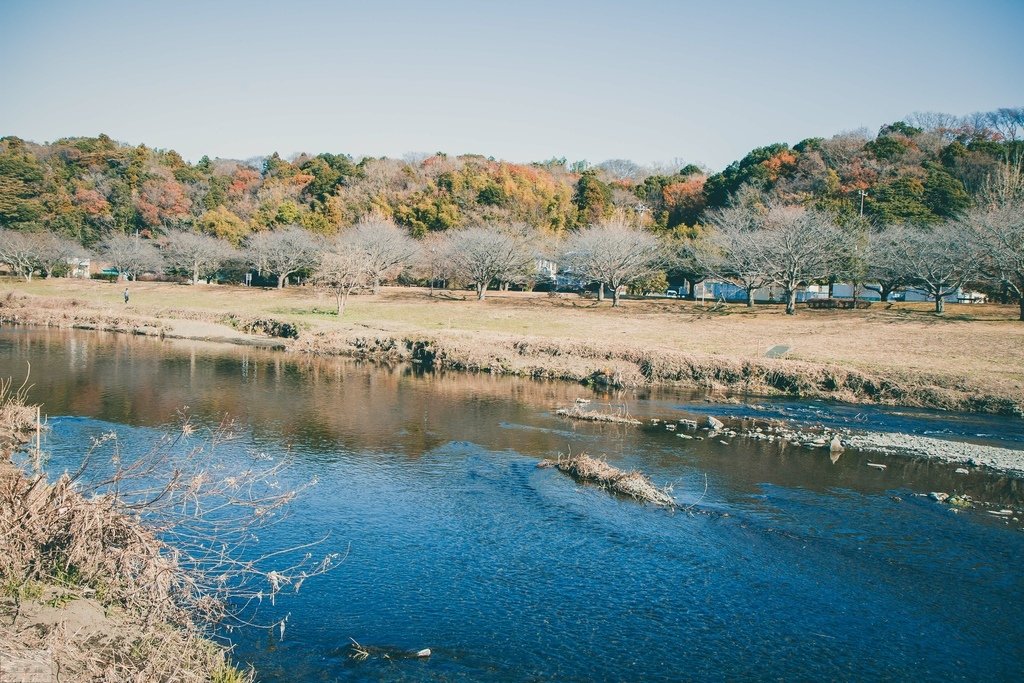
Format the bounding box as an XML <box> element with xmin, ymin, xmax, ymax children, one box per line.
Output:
<box><xmin>555</xmin><ymin>405</ymin><xmax>642</xmax><ymax>424</ymax></box>
<box><xmin>0</xmin><ymin>390</ymin><xmax>249</xmax><ymax>680</ymax></box>
<box><xmin>0</xmin><ymin>378</ymin><xmax>335</xmax><ymax>681</ymax></box>
<box><xmin>546</xmin><ymin>452</ymin><xmax>675</xmax><ymax>507</ymax></box>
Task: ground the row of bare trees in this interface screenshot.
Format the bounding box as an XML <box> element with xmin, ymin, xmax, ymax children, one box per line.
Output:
<box><xmin>0</xmin><ymin>230</ymin><xmax>90</xmax><ymax>280</ymax></box>
<box><xmin>701</xmin><ymin>160</ymin><xmax>1024</xmax><ymax>317</ymax></box>
<box><xmin>1</xmin><ymin>164</ymin><xmax>1022</xmax><ymax>319</ymax></box>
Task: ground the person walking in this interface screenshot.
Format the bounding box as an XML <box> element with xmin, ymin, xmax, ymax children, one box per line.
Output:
<box><xmin>123</xmin><ymin>287</ymin><xmax>129</xmax><ymax>304</ymax></box>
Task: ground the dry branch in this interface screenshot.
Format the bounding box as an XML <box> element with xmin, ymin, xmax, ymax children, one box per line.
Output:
<box><xmin>0</xmin><ymin>390</ymin><xmax>337</xmax><ymax>681</ymax></box>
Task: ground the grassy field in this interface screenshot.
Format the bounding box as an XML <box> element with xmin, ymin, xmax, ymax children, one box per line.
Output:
<box><xmin>3</xmin><ymin>278</ymin><xmax>1023</xmax><ymax>411</ymax></box>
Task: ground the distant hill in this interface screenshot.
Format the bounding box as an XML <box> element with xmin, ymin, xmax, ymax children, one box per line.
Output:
<box><xmin>1</xmin><ymin>107</ymin><xmax>1019</xmax><ymax>245</ymax></box>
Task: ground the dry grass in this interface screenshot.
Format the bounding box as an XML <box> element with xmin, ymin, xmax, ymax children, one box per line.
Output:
<box><xmin>547</xmin><ymin>452</ymin><xmax>675</xmax><ymax>507</ymax></box>
<box><xmin>555</xmin><ymin>405</ymin><xmax>641</xmax><ymax>424</ymax></box>
<box><xmin>0</xmin><ymin>414</ymin><xmax>248</xmax><ymax>680</ymax></box>
<box><xmin>0</xmin><ymin>384</ymin><xmax>335</xmax><ymax>682</ymax></box>
<box><xmin>4</xmin><ymin>279</ymin><xmax>1023</xmax><ymax>413</ymax></box>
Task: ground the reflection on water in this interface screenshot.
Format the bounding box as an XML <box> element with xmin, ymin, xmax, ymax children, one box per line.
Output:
<box><xmin>2</xmin><ymin>326</ymin><xmax>1024</xmax><ymax>681</ymax></box>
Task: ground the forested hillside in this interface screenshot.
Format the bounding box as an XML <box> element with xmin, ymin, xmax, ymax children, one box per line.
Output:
<box><xmin>1</xmin><ymin>108</ymin><xmax>1020</xmax><ymax>245</ymax></box>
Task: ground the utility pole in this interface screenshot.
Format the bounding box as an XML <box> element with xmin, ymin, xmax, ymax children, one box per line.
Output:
<box><xmin>858</xmin><ymin>189</ymin><xmax>867</xmax><ymax>217</ymax></box>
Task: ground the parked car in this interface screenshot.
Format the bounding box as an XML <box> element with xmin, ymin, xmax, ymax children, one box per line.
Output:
<box><xmin>665</xmin><ymin>290</ymin><xmax>678</xmax><ymax>298</ymax></box>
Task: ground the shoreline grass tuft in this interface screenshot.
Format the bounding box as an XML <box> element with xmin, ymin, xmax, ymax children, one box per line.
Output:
<box><xmin>549</xmin><ymin>451</ymin><xmax>675</xmax><ymax>507</ymax></box>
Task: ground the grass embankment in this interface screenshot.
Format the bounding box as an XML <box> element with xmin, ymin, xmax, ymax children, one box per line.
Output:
<box><xmin>0</xmin><ymin>382</ymin><xmax>249</xmax><ymax>682</ymax></box>
<box><xmin>3</xmin><ymin>278</ymin><xmax>1024</xmax><ymax>414</ymax></box>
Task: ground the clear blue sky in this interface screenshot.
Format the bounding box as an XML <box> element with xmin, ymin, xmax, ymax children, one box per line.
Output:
<box><xmin>1</xmin><ymin>0</ymin><xmax>1021</xmax><ymax>171</ymax></box>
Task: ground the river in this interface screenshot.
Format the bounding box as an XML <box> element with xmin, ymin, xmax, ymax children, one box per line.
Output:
<box><xmin>1</xmin><ymin>327</ymin><xmax>1022</xmax><ymax>681</ymax></box>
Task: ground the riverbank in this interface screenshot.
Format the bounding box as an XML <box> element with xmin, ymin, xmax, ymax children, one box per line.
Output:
<box><xmin>2</xmin><ymin>279</ymin><xmax>1023</xmax><ymax>415</ymax></box>
<box><xmin>0</xmin><ymin>387</ymin><xmax>249</xmax><ymax>682</ymax></box>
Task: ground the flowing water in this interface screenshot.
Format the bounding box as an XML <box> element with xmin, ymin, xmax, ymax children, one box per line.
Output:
<box><xmin>1</xmin><ymin>327</ymin><xmax>1022</xmax><ymax>681</ymax></box>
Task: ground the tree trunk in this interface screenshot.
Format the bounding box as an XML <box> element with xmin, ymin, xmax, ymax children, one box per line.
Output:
<box><xmin>612</xmin><ymin>285</ymin><xmax>620</xmax><ymax>307</ymax></box>
<box><xmin>193</xmin><ymin>263</ymin><xmax>200</xmax><ymax>285</ymax></box>
<box><xmin>597</xmin><ymin>283</ymin><xmax>605</xmax><ymax>301</ymax></box>
<box><xmin>785</xmin><ymin>287</ymin><xmax>797</xmax><ymax>315</ymax></box>
<box><xmin>373</xmin><ymin>278</ymin><xmax>381</xmax><ymax>295</ymax></box>
<box><xmin>746</xmin><ymin>289</ymin><xmax>754</xmax><ymax>308</ymax></box>
<box><xmin>879</xmin><ymin>285</ymin><xmax>892</xmax><ymax>302</ymax></box>
<box><xmin>685</xmin><ymin>279</ymin><xmax>696</xmax><ymax>301</ymax></box>
<box><xmin>476</xmin><ymin>281</ymin><xmax>486</xmax><ymax>300</ymax></box>
<box><xmin>934</xmin><ymin>295</ymin><xmax>945</xmax><ymax>314</ymax></box>
<box><xmin>277</xmin><ymin>273</ymin><xmax>287</xmax><ymax>289</ymax></box>
<box><xmin>1018</xmin><ymin>296</ymin><xmax>1024</xmax><ymax>322</ymax></box>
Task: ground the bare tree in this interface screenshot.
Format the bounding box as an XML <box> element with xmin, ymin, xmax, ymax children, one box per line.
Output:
<box><xmin>445</xmin><ymin>224</ymin><xmax>537</xmax><ymax>300</ymax></box>
<box><xmin>905</xmin><ymin>111</ymin><xmax>964</xmax><ymax>141</ymax></box>
<box><xmin>313</xmin><ymin>239</ymin><xmax>369</xmax><ymax>316</ymax></box>
<box><xmin>561</xmin><ymin>217</ymin><xmax>666</xmax><ymax>307</ymax></box>
<box><xmin>31</xmin><ymin>232</ymin><xmax>90</xmax><ymax>278</ymax></box>
<box><xmin>246</xmin><ymin>226</ymin><xmax>320</xmax><ymax>289</ymax></box>
<box><xmin>985</xmin><ymin>107</ymin><xmax>1024</xmax><ymax>142</ymax></box>
<box><xmin>979</xmin><ymin>155</ymin><xmax>1024</xmax><ymax>207</ymax></box>
<box><xmin>669</xmin><ymin>233</ymin><xmax>717</xmax><ymax>300</ymax></box>
<box><xmin>595</xmin><ymin>158</ymin><xmax>649</xmax><ymax>182</ymax></box>
<box><xmin>345</xmin><ymin>214</ymin><xmax>417</xmax><ymax>294</ymax></box>
<box><xmin>863</xmin><ymin>226</ymin><xmax>912</xmax><ymax>302</ymax></box>
<box><xmin>894</xmin><ymin>222</ymin><xmax>980</xmax><ymax>314</ymax></box>
<box><xmin>0</xmin><ymin>229</ymin><xmax>42</xmax><ymax>281</ymax></box>
<box><xmin>707</xmin><ymin>207</ymin><xmax>772</xmax><ymax>307</ymax></box>
<box><xmin>413</xmin><ymin>231</ymin><xmax>455</xmax><ymax>295</ymax></box>
<box><xmin>492</xmin><ymin>223</ymin><xmax>544</xmax><ymax>290</ymax></box>
<box><xmin>969</xmin><ymin>159</ymin><xmax>1024</xmax><ymax>320</ymax></box>
<box><xmin>98</xmin><ymin>233</ymin><xmax>163</xmax><ymax>281</ymax></box>
<box><xmin>163</xmin><ymin>230</ymin><xmax>236</xmax><ymax>285</ymax></box>
<box><xmin>743</xmin><ymin>205</ymin><xmax>848</xmax><ymax>315</ymax></box>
